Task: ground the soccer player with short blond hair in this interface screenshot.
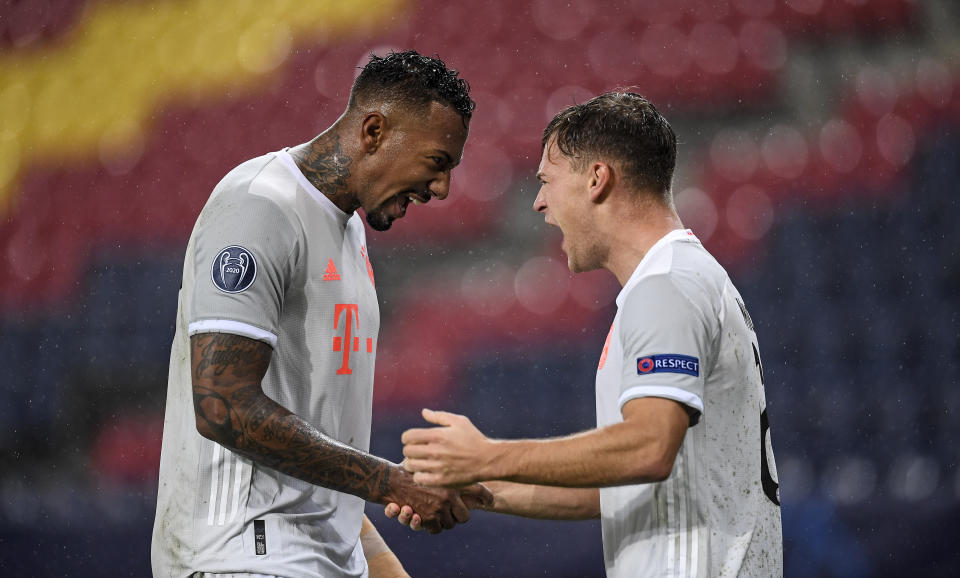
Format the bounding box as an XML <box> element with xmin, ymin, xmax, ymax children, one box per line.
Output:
<box><xmin>398</xmin><ymin>92</ymin><xmax>783</xmax><ymax>577</ymax></box>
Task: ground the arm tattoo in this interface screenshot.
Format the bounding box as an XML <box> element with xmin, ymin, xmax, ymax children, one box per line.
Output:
<box><xmin>193</xmin><ymin>333</ymin><xmax>265</xmax><ymax>379</ymax></box>
<box><xmin>191</xmin><ymin>333</ymin><xmax>392</xmax><ymax>502</ymax></box>
<box><xmin>288</xmin><ymin>133</ymin><xmax>353</xmax><ymax>199</ymax></box>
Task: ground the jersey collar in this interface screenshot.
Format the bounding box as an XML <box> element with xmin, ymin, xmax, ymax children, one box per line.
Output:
<box><xmin>615</xmin><ymin>228</ymin><xmax>700</xmax><ymax>308</ymax></box>
<box><xmin>275</xmin><ymin>148</ymin><xmax>352</xmax><ymax>227</ymax></box>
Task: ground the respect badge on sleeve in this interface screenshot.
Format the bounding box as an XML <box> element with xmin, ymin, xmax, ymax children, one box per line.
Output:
<box><xmin>637</xmin><ymin>354</ymin><xmax>699</xmax><ymax>377</ymax></box>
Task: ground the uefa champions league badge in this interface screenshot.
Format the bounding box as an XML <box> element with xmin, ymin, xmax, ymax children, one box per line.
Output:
<box><xmin>212</xmin><ymin>246</ymin><xmax>258</xmax><ymax>293</ymax></box>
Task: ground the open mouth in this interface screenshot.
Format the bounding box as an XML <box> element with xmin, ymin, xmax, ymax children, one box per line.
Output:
<box><xmin>394</xmin><ymin>190</ymin><xmax>430</xmax><ymax>218</ymax></box>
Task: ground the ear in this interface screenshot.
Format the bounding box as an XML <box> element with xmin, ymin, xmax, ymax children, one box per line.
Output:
<box><xmin>587</xmin><ymin>162</ymin><xmax>612</xmax><ymax>203</ymax></box>
<box><xmin>360</xmin><ymin>112</ymin><xmax>386</xmax><ymax>153</ymax></box>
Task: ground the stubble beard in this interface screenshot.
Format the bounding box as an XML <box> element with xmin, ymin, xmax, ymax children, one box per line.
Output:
<box><xmin>567</xmin><ymin>239</ymin><xmax>607</xmax><ymax>274</ymax></box>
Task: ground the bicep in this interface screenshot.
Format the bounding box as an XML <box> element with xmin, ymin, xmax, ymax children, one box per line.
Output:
<box><xmin>622</xmin><ymin>397</ymin><xmax>690</xmax><ymax>433</ymax></box>
<box><xmin>620</xmin><ymin>397</ymin><xmax>690</xmax><ymax>478</ymax></box>
<box><xmin>191</xmin><ymin>333</ymin><xmax>273</xmax><ymax>439</ymax></box>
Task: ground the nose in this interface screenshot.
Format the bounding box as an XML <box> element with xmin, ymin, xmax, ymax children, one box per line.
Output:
<box><xmin>429</xmin><ymin>171</ymin><xmax>451</xmax><ymax>200</ymax></box>
<box><xmin>533</xmin><ymin>188</ymin><xmax>547</xmax><ymax>213</ymax></box>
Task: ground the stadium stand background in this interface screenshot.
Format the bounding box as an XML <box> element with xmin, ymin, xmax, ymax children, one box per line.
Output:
<box><xmin>1</xmin><ymin>0</ymin><xmax>958</xmax><ymax>575</ymax></box>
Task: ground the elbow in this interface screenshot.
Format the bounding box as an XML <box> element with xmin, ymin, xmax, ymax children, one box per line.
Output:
<box><xmin>194</xmin><ymin>415</ymin><xmax>218</xmax><ymax>442</ymax></box>
<box><xmin>630</xmin><ymin>450</ymin><xmax>677</xmax><ymax>484</ymax></box>
<box><xmin>192</xmin><ymin>387</ymin><xmax>233</xmax><ymax>445</ymax></box>
<box><xmin>194</xmin><ymin>413</ymin><xmax>240</xmax><ymax>450</ymax></box>
<box><xmin>646</xmin><ymin>457</ymin><xmax>675</xmax><ymax>483</ymax></box>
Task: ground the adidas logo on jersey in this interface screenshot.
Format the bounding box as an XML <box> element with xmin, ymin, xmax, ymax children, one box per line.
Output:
<box><xmin>323</xmin><ymin>258</ymin><xmax>341</xmax><ymax>281</ymax></box>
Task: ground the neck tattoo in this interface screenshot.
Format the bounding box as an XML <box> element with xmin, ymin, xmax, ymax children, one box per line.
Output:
<box><xmin>290</xmin><ymin>133</ymin><xmax>355</xmax><ymax>207</ymax></box>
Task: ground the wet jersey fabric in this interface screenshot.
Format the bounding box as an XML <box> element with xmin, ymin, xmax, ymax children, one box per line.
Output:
<box><xmin>595</xmin><ymin>229</ymin><xmax>783</xmax><ymax>577</ymax></box>
<box><xmin>153</xmin><ymin>150</ymin><xmax>379</xmax><ymax>578</ymax></box>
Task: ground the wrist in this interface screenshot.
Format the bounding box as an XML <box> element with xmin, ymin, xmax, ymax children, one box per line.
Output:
<box><xmin>378</xmin><ymin>463</ymin><xmax>409</xmax><ymax>505</ymax></box>
<box><xmin>482</xmin><ymin>439</ymin><xmax>511</xmax><ymax>480</ymax></box>
<box><xmin>479</xmin><ymin>480</ymin><xmax>507</xmax><ymax>512</ymax></box>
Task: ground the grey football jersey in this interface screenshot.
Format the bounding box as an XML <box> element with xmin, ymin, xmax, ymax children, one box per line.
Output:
<box><xmin>595</xmin><ymin>229</ymin><xmax>782</xmax><ymax>578</ymax></box>
<box><xmin>152</xmin><ymin>150</ymin><xmax>379</xmax><ymax>578</ymax></box>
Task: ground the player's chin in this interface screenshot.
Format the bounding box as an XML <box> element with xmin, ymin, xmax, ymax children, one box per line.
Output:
<box><xmin>365</xmin><ymin>210</ymin><xmax>395</xmax><ymax>232</ymax></box>
<box><xmin>566</xmin><ymin>253</ymin><xmax>591</xmax><ymax>274</ymax></box>
<box><xmin>569</xmin><ymin>258</ymin><xmax>603</xmax><ymax>274</ymax></box>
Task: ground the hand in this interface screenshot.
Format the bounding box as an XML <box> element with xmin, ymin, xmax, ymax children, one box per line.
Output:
<box><xmin>459</xmin><ymin>481</ymin><xmax>494</xmax><ymax>510</ymax></box>
<box><xmin>384</xmin><ymin>503</ymin><xmax>423</xmax><ymax>531</ymax></box>
<box><xmin>401</xmin><ymin>408</ymin><xmax>496</xmax><ymax>487</ymax></box>
<box><xmin>382</xmin><ymin>465</ymin><xmax>473</xmax><ymax>534</ymax></box>
<box><xmin>385</xmin><ymin>482</ymin><xmax>493</xmax><ymax>531</ymax></box>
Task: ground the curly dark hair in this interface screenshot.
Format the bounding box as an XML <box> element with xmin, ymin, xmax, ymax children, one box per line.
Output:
<box><xmin>543</xmin><ymin>92</ymin><xmax>677</xmax><ymax>199</ymax></box>
<box><xmin>350</xmin><ymin>50</ymin><xmax>474</xmax><ymax>124</ymax></box>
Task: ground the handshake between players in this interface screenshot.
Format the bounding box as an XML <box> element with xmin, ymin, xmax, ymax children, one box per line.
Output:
<box><xmin>387</xmin><ymin>409</ymin><xmax>497</xmax><ymax>531</ymax></box>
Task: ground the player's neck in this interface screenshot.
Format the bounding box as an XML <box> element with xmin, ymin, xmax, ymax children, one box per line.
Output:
<box><xmin>603</xmin><ymin>205</ymin><xmax>684</xmax><ymax>286</ymax></box>
<box><xmin>289</xmin><ymin>128</ymin><xmax>361</xmax><ymax>214</ymax></box>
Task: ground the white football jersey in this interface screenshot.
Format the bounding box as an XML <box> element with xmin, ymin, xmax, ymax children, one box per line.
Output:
<box><xmin>152</xmin><ymin>150</ymin><xmax>379</xmax><ymax>578</ymax></box>
<box><xmin>595</xmin><ymin>229</ymin><xmax>782</xmax><ymax>577</ymax></box>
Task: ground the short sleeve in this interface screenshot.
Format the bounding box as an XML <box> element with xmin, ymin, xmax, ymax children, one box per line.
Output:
<box><xmin>617</xmin><ymin>274</ymin><xmax>712</xmax><ymax>425</ymax></box>
<box><xmin>188</xmin><ymin>190</ymin><xmax>300</xmax><ymax>348</ymax></box>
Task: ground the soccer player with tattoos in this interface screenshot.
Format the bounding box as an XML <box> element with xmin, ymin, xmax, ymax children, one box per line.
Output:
<box><xmin>151</xmin><ymin>51</ymin><xmax>490</xmax><ymax>578</ymax></box>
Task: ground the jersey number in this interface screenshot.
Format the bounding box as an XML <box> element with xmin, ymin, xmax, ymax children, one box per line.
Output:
<box><xmin>754</xmin><ymin>343</ymin><xmax>780</xmax><ymax>506</ymax></box>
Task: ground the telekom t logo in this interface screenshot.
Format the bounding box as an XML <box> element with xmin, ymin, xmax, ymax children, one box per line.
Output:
<box><xmin>333</xmin><ymin>304</ymin><xmax>374</xmax><ymax>375</ymax></box>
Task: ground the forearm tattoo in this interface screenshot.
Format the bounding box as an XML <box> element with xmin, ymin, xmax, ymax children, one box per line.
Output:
<box><xmin>191</xmin><ymin>333</ymin><xmax>392</xmax><ymax>502</ymax></box>
<box><xmin>288</xmin><ymin>133</ymin><xmax>353</xmax><ymax>199</ymax></box>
